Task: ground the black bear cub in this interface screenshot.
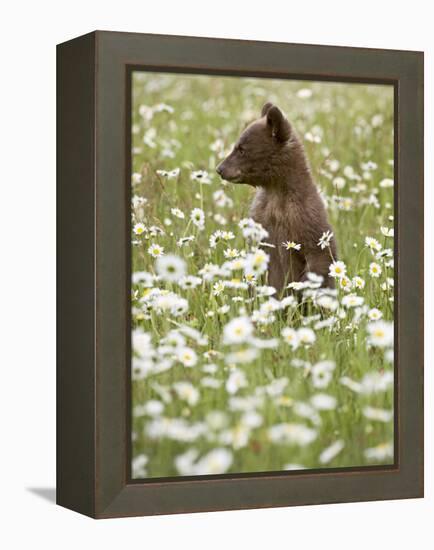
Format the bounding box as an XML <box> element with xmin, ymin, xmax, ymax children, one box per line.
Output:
<box><xmin>216</xmin><ymin>102</ymin><xmax>337</xmax><ymax>293</ymax></box>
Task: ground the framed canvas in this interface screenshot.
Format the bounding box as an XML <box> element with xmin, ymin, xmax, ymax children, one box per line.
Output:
<box><xmin>57</xmin><ymin>31</ymin><xmax>424</xmax><ymax>518</ymax></box>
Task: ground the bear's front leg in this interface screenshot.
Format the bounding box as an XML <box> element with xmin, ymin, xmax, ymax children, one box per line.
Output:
<box><xmin>266</xmin><ymin>246</ymin><xmax>287</xmax><ymax>294</ymax></box>
<box><xmin>301</xmin><ymin>249</ymin><xmax>335</xmax><ymax>289</ymax></box>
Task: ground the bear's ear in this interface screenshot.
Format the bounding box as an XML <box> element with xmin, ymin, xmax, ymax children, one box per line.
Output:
<box><xmin>266</xmin><ymin>105</ymin><xmax>291</xmax><ymax>142</ymax></box>
<box><xmin>261</xmin><ymin>102</ymin><xmax>274</xmax><ymax>117</ymax></box>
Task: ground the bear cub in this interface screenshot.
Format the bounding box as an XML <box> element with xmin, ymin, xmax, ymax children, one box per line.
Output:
<box><xmin>216</xmin><ymin>102</ymin><xmax>337</xmax><ymax>293</ymax></box>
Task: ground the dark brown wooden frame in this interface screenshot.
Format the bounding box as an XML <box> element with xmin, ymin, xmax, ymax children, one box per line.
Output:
<box><xmin>57</xmin><ymin>30</ymin><xmax>424</xmax><ymax>519</ymax></box>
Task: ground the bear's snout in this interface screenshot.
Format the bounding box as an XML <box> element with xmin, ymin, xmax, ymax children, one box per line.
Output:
<box><xmin>216</xmin><ymin>159</ymin><xmax>242</xmax><ymax>183</ymax></box>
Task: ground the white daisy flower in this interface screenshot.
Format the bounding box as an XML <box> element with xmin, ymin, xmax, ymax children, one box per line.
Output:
<box><xmin>371</xmin><ymin>114</ymin><xmax>383</xmax><ymax>127</ymax></box>
<box><xmin>132</xmin><ymin>330</ymin><xmax>153</xmax><ymax>358</ymax></box>
<box><xmin>293</xmin><ymin>401</ymin><xmax>321</xmax><ymax>426</ymax></box>
<box><xmin>250</xmin><ymin>337</ymin><xmax>279</xmax><ymax>350</ymax></box>
<box><xmin>310</xmin><ymin>393</ymin><xmax>337</xmax><ymax>411</ymax></box>
<box><xmin>213</xmin><ymin>189</ymin><xmax>233</xmax><ymax>207</ymax></box>
<box><xmin>132</xmin><ymin>172</ymin><xmax>143</xmax><ymax>185</ymax></box>
<box><xmin>380</xmin><ymin>226</ymin><xmax>394</xmax><ymax>237</ymax></box>
<box><xmin>319</xmin><ymin>440</ymin><xmax>345</xmax><ymax>464</ymax></box>
<box><xmin>223</xmin><ymin>316</ymin><xmax>254</xmax><ymax>345</ymax></box>
<box><xmin>311</xmin><ymin>360</ymin><xmax>335</xmax><ymax>389</ymax></box>
<box><xmin>147</xmin><ymin>243</ymin><xmax>165</xmax><ymax>258</ymax></box>
<box><xmin>297</xmin><ymin>88</ymin><xmax>313</xmax><ymax>99</ymax></box>
<box><xmin>221</xmin><ymin>231</ymin><xmax>235</xmax><ymax>242</ymax></box>
<box><xmin>132</xmin><ymin>270</ymin><xmax>155</xmax><ymax>287</ymax></box>
<box><xmin>376</xmin><ymin>248</ymin><xmax>393</xmax><ymax>260</ymax></box>
<box><xmin>225</xmin><ymin>348</ymin><xmax>259</xmax><ymax>364</ymax></box>
<box><xmin>379</xmin><ymin>178</ymin><xmax>394</xmax><ymax>188</ymax></box>
<box><xmin>219</xmin><ymin>424</ymin><xmax>251</xmax><ymax>449</ymax></box>
<box><xmin>268</xmin><ymin>423</ymin><xmax>317</xmax><ymax>446</ymax></box>
<box><xmin>174</xmin><ymin>449</ymin><xmax>200</xmax><ymax>475</ymax></box>
<box><xmin>365</xmin><ymin>237</ymin><xmax>382</xmax><ymax>252</ymax></box>
<box><xmin>213</xmin><ymin>281</ymin><xmax>225</xmax><ymax>296</ymax></box>
<box><xmin>176</xmin><ymin>347</ymin><xmax>197</xmax><ymax>367</ymax></box>
<box><xmin>153</xmin><ymin>102</ymin><xmax>175</xmax><ymax>114</ymax></box>
<box><xmin>157</xmin><ymin>167</ymin><xmax>179</xmax><ymax>179</ymax></box>
<box><xmin>132</xmin><ymin>454</ymin><xmax>148</xmax><ymax>477</ymax></box>
<box><xmin>148</xmin><ymin>225</ymin><xmax>165</xmax><ymax>237</ymax></box>
<box><xmin>352</xmin><ymin>276</ymin><xmax>366</xmax><ymax>290</ymax></box>
<box><xmin>226</xmin><ymin>368</ymin><xmax>248</xmax><ymax>394</ymax></box>
<box><xmin>364</xmin><ymin>442</ymin><xmax>394</xmax><ymax>461</ymax></box>
<box><xmin>361</xmin><ymin>371</ymin><xmax>394</xmax><ymax>394</ymax></box>
<box><xmin>177</xmin><ymin>235</ymin><xmax>195</xmax><ymax>247</ymax></box>
<box><xmin>133</xmin><ymin>222</ymin><xmax>146</xmax><ymax>236</ymax></box>
<box><xmin>332</xmin><ymin>177</ymin><xmax>346</xmax><ymax>190</ymax></box>
<box><xmin>178</xmin><ymin>325</ymin><xmax>208</xmax><ymax>346</ymax></box>
<box><xmin>339</xmin><ymin>276</ymin><xmax>352</xmax><ymax>292</ymax></box>
<box><xmin>244</xmin><ymin>249</ymin><xmax>270</xmax><ymax>277</ymax></box>
<box><xmin>191</xmin><ymin>170</ymin><xmax>212</xmax><ymax>184</ymax></box>
<box><xmin>205</xmin><ymin>410</ymin><xmax>228</xmax><ymax>430</ymax></box>
<box><xmin>178</xmin><ymin>275</ymin><xmax>202</xmax><ymax>290</ymax></box>
<box><xmin>306</xmin><ymin>272</ymin><xmax>325</xmax><ymax>286</ymax></box>
<box><xmin>224</xmin><ymin>248</ymin><xmax>240</xmax><ymax>259</ymax></box>
<box><xmin>316</xmin><ymin>294</ymin><xmax>338</xmax><ymax>311</ymax></box>
<box><xmin>171</xmin><ymin>207</ymin><xmax>185</xmax><ymax>219</ymax></box>
<box><xmin>367</xmin><ymin>320</ymin><xmax>393</xmax><ymax>348</ymax></box>
<box><xmin>170</xmin><ymin>298</ymin><xmax>189</xmax><ymax>318</ymax></box>
<box><xmin>363</xmin><ymin>406</ymin><xmax>393</xmax><ymax>423</ymax></box>
<box><xmin>146</xmin><ymin>418</ymin><xmax>206</xmax><ymax>442</ymax></box>
<box><xmin>297</xmin><ymin>327</ymin><xmax>316</xmax><ymax>346</ymax></box>
<box><xmin>193</xmin><ymin>448</ymin><xmax>233</xmax><ymax>475</ymax></box>
<box><xmin>173</xmin><ymin>381</ymin><xmax>199</xmax><ymax>405</ymax></box>
<box><xmin>328</xmin><ymin>260</ymin><xmax>347</xmax><ymax>279</ymax></box>
<box><xmin>214</xmin><ymin>213</ymin><xmax>227</xmax><ymax>225</ymax></box>
<box><xmin>381</xmin><ymin>277</ymin><xmax>394</xmax><ymax>291</ymax></box>
<box><xmin>257</xmin><ymin>285</ymin><xmax>277</xmax><ymax>297</ymax></box>
<box><xmin>318</xmin><ymin>230</ymin><xmax>334</xmax><ymax>250</ymax></box>
<box><xmin>282</xmin><ymin>241</ymin><xmax>301</xmax><ymax>251</ymax></box>
<box><xmin>143</xmin><ymin>127</ymin><xmax>157</xmax><ymax>148</ymax></box>
<box><xmin>209</xmin><ymin>230</ymin><xmax>224</xmax><ymax>248</ymax></box>
<box><xmin>155</xmin><ymin>254</ymin><xmax>186</xmax><ymax>282</ymax></box>
<box><xmin>339</xmin><ymin>376</ymin><xmax>363</xmax><ymax>393</ymax></box>
<box><xmin>281</xmin><ymin>327</ymin><xmax>299</xmax><ymax>350</ymax></box>
<box><xmin>131</xmin><ymin>195</ymin><xmax>147</xmax><ymax>208</ymax></box>
<box><xmin>368</xmin><ymin>308</ymin><xmax>383</xmax><ymax>321</ymax></box>
<box><xmin>369</xmin><ymin>262</ymin><xmax>382</xmax><ymax>277</ymax></box>
<box><xmin>341</xmin><ymin>294</ymin><xmax>364</xmax><ymax>308</ymax></box>
<box><xmin>142</xmin><ymin>400</ymin><xmax>164</xmax><ymax>417</ymax></box>
<box><xmin>190</xmin><ymin>207</ymin><xmax>205</xmax><ymax>229</ymax></box>
<box><xmin>161</xmin><ymin>330</ymin><xmax>186</xmax><ymax>349</ymax></box>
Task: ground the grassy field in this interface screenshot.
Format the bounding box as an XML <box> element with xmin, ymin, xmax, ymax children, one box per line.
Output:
<box><xmin>130</xmin><ymin>72</ymin><xmax>395</xmax><ymax>478</ymax></box>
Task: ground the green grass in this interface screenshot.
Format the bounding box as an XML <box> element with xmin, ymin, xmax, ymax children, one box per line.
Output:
<box><xmin>130</xmin><ymin>72</ymin><xmax>394</xmax><ymax>478</ymax></box>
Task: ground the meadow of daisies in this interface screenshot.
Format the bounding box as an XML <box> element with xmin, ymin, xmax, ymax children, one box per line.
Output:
<box><xmin>130</xmin><ymin>71</ymin><xmax>395</xmax><ymax>479</ymax></box>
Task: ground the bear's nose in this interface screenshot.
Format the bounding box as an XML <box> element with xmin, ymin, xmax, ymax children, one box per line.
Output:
<box><xmin>216</xmin><ymin>164</ymin><xmax>223</xmax><ymax>176</ymax></box>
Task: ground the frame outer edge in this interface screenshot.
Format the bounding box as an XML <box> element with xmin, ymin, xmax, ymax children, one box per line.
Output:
<box><xmin>56</xmin><ymin>31</ymin><xmax>97</xmax><ymax>518</ymax></box>
<box><xmin>78</xmin><ymin>31</ymin><xmax>424</xmax><ymax>518</ymax></box>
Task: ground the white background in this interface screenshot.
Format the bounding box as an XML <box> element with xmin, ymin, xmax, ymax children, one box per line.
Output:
<box><xmin>1</xmin><ymin>0</ymin><xmax>432</xmax><ymax>547</ymax></box>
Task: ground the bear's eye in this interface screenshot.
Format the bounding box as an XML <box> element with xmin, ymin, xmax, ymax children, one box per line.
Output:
<box><xmin>238</xmin><ymin>145</ymin><xmax>245</xmax><ymax>156</ymax></box>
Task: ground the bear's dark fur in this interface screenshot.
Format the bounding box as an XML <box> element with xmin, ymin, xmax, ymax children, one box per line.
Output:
<box><xmin>216</xmin><ymin>102</ymin><xmax>337</xmax><ymax>293</ymax></box>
